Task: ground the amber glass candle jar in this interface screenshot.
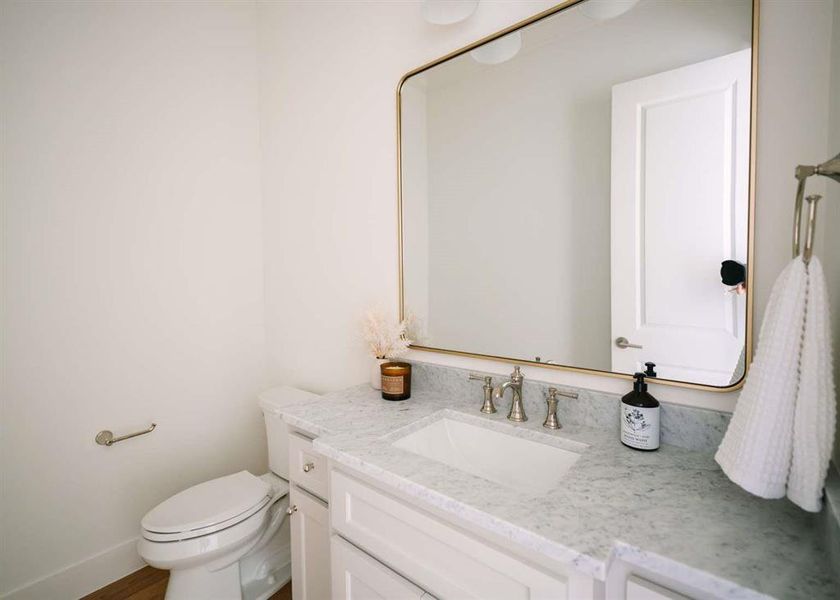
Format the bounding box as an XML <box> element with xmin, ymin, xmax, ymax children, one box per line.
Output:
<box><xmin>380</xmin><ymin>362</ymin><xmax>411</xmax><ymax>401</ymax></box>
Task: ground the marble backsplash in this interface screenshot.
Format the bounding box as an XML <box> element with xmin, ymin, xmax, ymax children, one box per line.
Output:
<box><xmin>409</xmin><ymin>361</ymin><xmax>731</xmax><ymax>453</ymax></box>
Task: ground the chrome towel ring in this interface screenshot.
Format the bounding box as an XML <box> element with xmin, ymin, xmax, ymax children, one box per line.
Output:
<box><xmin>792</xmin><ymin>152</ymin><xmax>839</xmax><ymax>264</ymax></box>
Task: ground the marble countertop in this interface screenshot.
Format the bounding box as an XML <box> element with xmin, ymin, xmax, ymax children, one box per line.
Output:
<box><xmin>263</xmin><ymin>383</ymin><xmax>835</xmax><ymax>600</ymax></box>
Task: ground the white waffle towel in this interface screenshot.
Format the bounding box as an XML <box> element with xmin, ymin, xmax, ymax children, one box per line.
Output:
<box><xmin>787</xmin><ymin>257</ymin><xmax>836</xmax><ymax>511</ymax></box>
<box><xmin>715</xmin><ymin>256</ymin><xmax>836</xmax><ymax>511</ymax></box>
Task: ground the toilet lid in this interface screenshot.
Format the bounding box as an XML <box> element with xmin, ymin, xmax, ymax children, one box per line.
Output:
<box><xmin>142</xmin><ymin>471</ymin><xmax>271</xmax><ymax>536</ymax></box>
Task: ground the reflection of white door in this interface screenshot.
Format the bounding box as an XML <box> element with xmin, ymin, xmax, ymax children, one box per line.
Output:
<box><xmin>610</xmin><ymin>49</ymin><xmax>750</xmax><ymax>386</ymax></box>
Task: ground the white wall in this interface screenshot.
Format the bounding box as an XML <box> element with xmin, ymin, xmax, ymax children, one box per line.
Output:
<box><xmin>755</xmin><ymin>0</ymin><xmax>838</xmax><ymax>461</ymax></box>
<box><xmin>824</xmin><ymin>0</ymin><xmax>840</xmax><ymax>464</ymax></box>
<box><xmin>258</xmin><ymin>0</ymin><xmax>562</xmax><ymax>393</ymax></box>
<box><xmin>259</xmin><ymin>0</ymin><xmax>838</xmax><ymax>414</ymax></box>
<box><xmin>0</xmin><ymin>2</ymin><xmax>267</xmax><ymax>597</ymax></box>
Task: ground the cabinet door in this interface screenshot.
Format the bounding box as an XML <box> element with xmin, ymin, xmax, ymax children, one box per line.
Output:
<box><xmin>331</xmin><ymin>535</ymin><xmax>426</xmax><ymax>600</ymax></box>
<box><xmin>290</xmin><ymin>485</ymin><xmax>331</xmax><ymax>600</ymax></box>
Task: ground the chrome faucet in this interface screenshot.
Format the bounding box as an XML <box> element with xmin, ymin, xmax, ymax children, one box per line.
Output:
<box><xmin>495</xmin><ymin>366</ymin><xmax>526</xmax><ymax>422</ymax></box>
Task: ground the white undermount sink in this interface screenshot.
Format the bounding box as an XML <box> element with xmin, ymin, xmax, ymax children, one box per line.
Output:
<box><xmin>392</xmin><ymin>417</ymin><xmax>584</xmax><ymax>495</ymax></box>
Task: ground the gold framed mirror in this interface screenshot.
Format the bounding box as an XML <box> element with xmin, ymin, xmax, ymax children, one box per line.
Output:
<box><xmin>397</xmin><ymin>0</ymin><xmax>759</xmax><ymax>391</ymax></box>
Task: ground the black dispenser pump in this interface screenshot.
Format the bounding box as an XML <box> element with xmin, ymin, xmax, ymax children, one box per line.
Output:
<box><xmin>644</xmin><ymin>362</ymin><xmax>657</xmax><ymax>378</ymax></box>
<box><xmin>633</xmin><ymin>372</ymin><xmax>648</xmax><ymax>392</ymax></box>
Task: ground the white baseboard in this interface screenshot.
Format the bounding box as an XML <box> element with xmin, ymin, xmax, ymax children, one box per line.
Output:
<box><xmin>1</xmin><ymin>537</ymin><xmax>145</xmax><ymax>600</ymax></box>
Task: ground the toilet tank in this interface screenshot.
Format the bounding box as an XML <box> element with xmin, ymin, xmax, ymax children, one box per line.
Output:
<box><xmin>258</xmin><ymin>386</ymin><xmax>322</xmax><ymax>480</ymax></box>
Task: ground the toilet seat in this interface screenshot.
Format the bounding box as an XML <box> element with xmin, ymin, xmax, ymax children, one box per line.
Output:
<box><xmin>141</xmin><ymin>471</ymin><xmax>274</xmax><ymax>542</ymax></box>
<box><xmin>138</xmin><ymin>474</ymin><xmax>291</xmax><ymax>575</ymax></box>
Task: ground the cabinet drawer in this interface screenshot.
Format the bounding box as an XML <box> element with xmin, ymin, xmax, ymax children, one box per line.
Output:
<box><xmin>330</xmin><ymin>470</ymin><xmax>568</xmax><ymax>600</ymax></box>
<box><xmin>289</xmin><ymin>432</ymin><xmax>328</xmax><ymax>500</ymax></box>
<box><xmin>332</xmin><ymin>535</ymin><xmax>427</xmax><ymax>600</ymax></box>
<box><xmin>627</xmin><ymin>576</ymin><xmax>691</xmax><ymax>600</ymax></box>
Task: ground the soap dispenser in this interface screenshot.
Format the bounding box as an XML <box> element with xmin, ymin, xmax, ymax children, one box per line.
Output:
<box><xmin>620</xmin><ymin>372</ymin><xmax>660</xmax><ymax>451</ymax></box>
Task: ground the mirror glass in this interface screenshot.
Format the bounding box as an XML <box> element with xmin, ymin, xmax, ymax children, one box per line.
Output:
<box><xmin>400</xmin><ymin>0</ymin><xmax>755</xmax><ymax>388</ymax></box>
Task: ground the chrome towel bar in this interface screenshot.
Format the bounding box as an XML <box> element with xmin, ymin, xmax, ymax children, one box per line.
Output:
<box><xmin>95</xmin><ymin>423</ymin><xmax>156</xmax><ymax>446</ymax></box>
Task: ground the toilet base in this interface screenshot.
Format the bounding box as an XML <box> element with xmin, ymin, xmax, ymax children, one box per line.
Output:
<box><xmin>166</xmin><ymin>562</ymin><xmax>242</xmax><ymax>600</ymax></box>
<box><xmin>241</xmin><ymin>515</ymin><xmax>292</xmax><ymax>600</ymax></box>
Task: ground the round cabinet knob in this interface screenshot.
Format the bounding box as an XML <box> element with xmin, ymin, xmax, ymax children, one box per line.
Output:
<box><xmin>302</xmin><ymin>462</ymin><xmax>315</xmax><ymax>473</ymax></box>
<box><xmin>286</xmin><ymin>505</ymin><xmax>298</xmax><ymax>515</ymax></box>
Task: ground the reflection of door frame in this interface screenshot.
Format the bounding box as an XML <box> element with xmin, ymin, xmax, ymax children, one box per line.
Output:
<box><xmin>609</xmin><ymin>49</ymin><xmax>752</xmax><ymax>387</ymax></box>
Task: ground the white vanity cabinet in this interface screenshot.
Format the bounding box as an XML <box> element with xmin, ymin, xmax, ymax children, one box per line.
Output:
<box><xmin>288</xmin><ymin>431</ymin><xmax>331</xmax><ymax>600</ymax></box>
<box><xmin>329</xmin><ymin>468</ymin><xmax>595</xmax><ymax>600</ymax></box>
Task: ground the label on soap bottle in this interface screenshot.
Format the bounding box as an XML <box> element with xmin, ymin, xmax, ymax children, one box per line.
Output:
<box><xmin>621</xmin><ymin>404</ymin><xmax>660</xmax><ymax>450</ymax></box>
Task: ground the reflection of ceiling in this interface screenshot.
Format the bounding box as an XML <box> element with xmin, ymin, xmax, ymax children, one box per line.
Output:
<box><xmin>404</xmin><ymin>0</ymin><xmax>751</xmax><ymax>95</ymax></box>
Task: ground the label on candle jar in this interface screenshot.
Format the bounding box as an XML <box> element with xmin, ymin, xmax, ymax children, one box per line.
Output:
<box><xmin>381</xmin><ymin>375</ymin><xmax>404</xmax><ymax>395</ymax></box>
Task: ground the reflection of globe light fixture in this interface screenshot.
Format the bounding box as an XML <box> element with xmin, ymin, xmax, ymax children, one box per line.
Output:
<box><xmin>469</xmin><ymin>31</ymin><xmax>522</xmax><ymax>65</ymax></box>
<box><xmin>421</xmin><ymin>0</ymin><xmax>479</xmax><ymax>25</ymax></box>
<box><xmin>580</xmin><ymin>0</ymin><xmax>640</xmax><ymax>20</ymax></box>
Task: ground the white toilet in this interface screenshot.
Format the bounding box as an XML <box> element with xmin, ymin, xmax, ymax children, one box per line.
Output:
<box><xmin>138</xmin><ymin>387</ymin><xmax>314</xmax><ymax>600</ymax></box>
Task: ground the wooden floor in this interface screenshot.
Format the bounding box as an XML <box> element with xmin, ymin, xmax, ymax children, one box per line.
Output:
<box><xmin>80</xmin><ymin>566</ymin><xmax>293</xmax><ymax>600</ymax></box>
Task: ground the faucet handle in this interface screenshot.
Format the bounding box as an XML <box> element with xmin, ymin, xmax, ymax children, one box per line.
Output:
<box><xmin>544</xmin><ymin>390</ymin><xmax>560</xmax><ymax>430</ymax></box>
<box><xmin>547</xmin><ymin>387</ymin><xmax>578</xmax><ymax>400</ymax></box>
<box><xmin>543</xmin><ymin>387</ymin><xmax>576</xmax><ymax>430</ymax></box>
<box><xmin>468</xmin><ymin>373</ymin><xmax>493</xmax><ymax>386</ymax></box>
<box><xmin>511</xmin><ymin>365</ymin><xmax>523</xmax><ymax>381</ymax></box>
<box><xmin>469</xmin><ymin>373</ymin><xmax>496</xmax><ymax>414</ymax></box>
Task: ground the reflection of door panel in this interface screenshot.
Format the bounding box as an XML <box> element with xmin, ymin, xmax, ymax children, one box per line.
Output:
<box><xmin>610</xmin><ymin>49</ymin><xmax>750</xmax><ymax>386</ymax></box>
